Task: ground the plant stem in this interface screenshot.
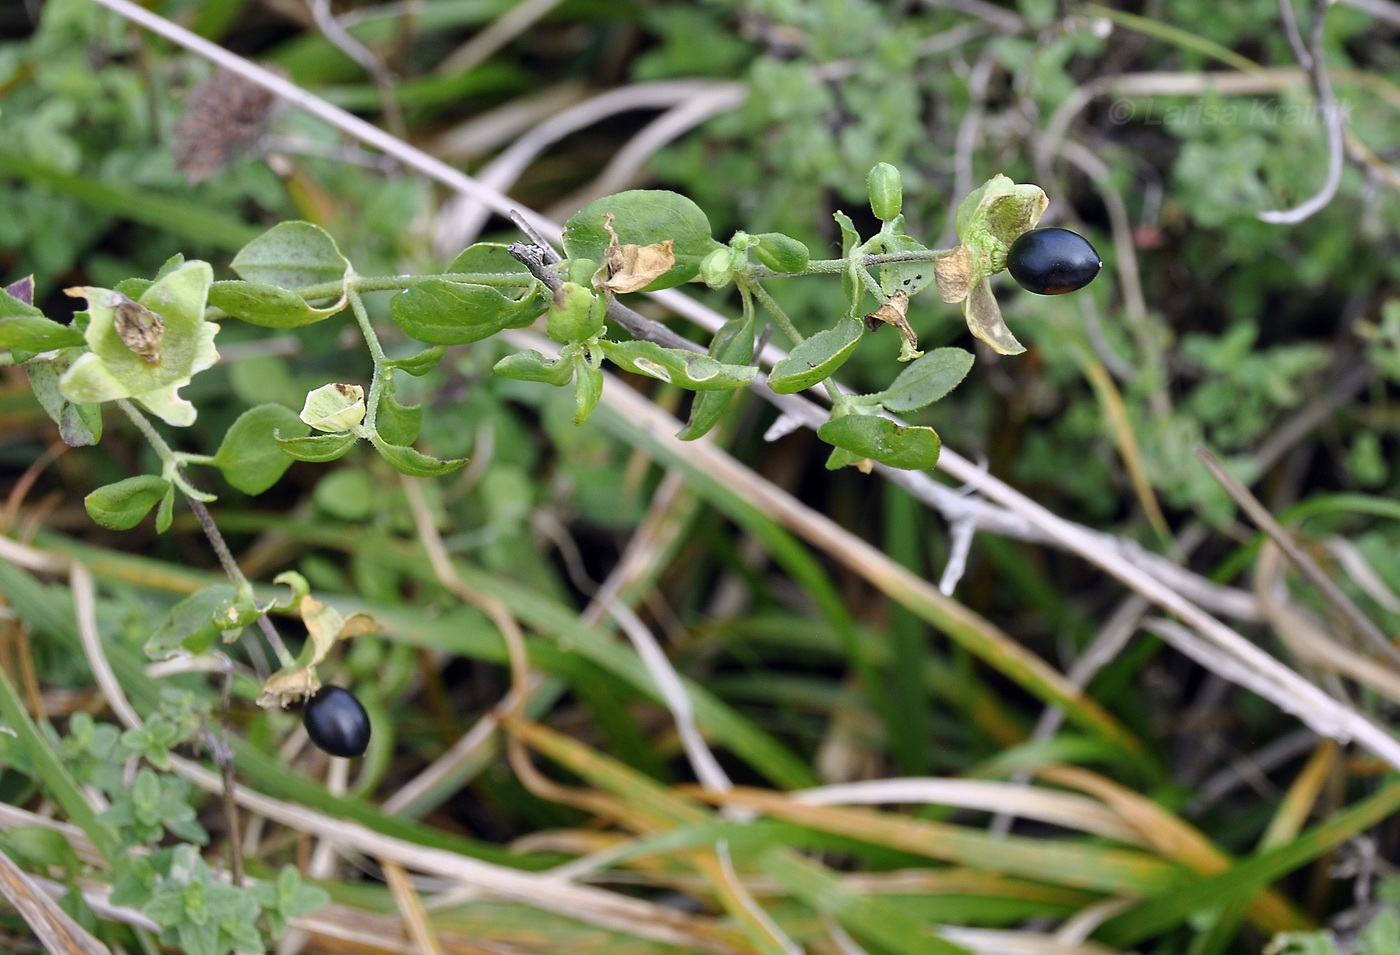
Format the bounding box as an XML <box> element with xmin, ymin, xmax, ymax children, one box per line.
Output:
<box><xmin>116</xmin><ymin>399</ymin><xmax>296</xmax><ymax>669</ymax></box>
<box><xmin>745</xmin><ymin>280</ymin><xmax>804</xmax><ymax>347</ymax></box>
<box><xmin>347</xmin><ymin>287</ymin><xmax>388</xmax><ymax>431</ymax></box>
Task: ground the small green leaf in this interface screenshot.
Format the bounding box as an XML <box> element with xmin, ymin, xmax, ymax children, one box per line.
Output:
<box><xmin>870</xmin><ymin>348</ymin><xmax>975</xmax><ymax>413</ymax></box>
<box><xmin>493</xmin><ymin>349</ymin><xmax>575</xmax><ymax>386</ymax></box>
<box><xmin>818</xmin><ymin>414</ymin><xmax>942</xmax><ymax>470</ymax></box>
<box><xmin>213</xmin><ymin>404</ymin><xmax>307</xmax><ymax>494</ymax></box>
<box><xmin>208</xmin><ymin>280</ymin><xmax>345</xmax><ymax>327</ymax></box>
<box><xmin>145</xmin><ymin>585</ymin><xmax>239</xmax><ymax>661</ymax></box>
<box><xmin>26</xmin><ymin>360</ymin><xmax>102</xmax><ymax>446</ymax></box>
<box><xmin>861</xmin><ymin>232</ymin><xmax>936</xmax><ymax>298</ymax></box>
<box><xmin>376</xmin><ymin>391</ymin><xmax>422</xmax><ymax>446</ymax></box>
<box><xmin>85</xmin><ymin>476</ymin><xmax>173</xmax><ymax>530</ymax></box>
<box><xmin>275</xmin><ymin>430</ymin><xmax>358</xmax><ymax>463</ymax></box>
<box><xmin>680</xmin><ymin>311</ymin><xmax>756</xmax><ymax>440</ymax></box>
<box><xmin>768</xmin><ymin>319</ymin><xmax>864</xmax><ymax>394</ymax></box>
<box><xmin>572</xmin><ymin>353</ymin><xmax>603</xmax><ymax>425</ymax></box>
<box><xmin>155</xmin><ymin>483</ymin><xmax>175</xmax><ymax>534</ymax></box>
<box><xmin>563</xmin><ymin>190</ymin><xmax>722</xmax><ymax>291</ymax></box>
<box><xmin>599</xmin><ymin>339</ymin><xmax>757</xmax><ymax>390</ymax></box>
<box><xmin>0</xmin><ymin>313</ymin><xmax>86</xmax><ymax>351</ymax></box>
<box><xmin>230</xmin><ymin>221</ymin><xmax>350</xmax><ymax>291</ymax></box>
<box><xmin>391</xmin><ymin>279</ymin><xmax>544</xmax><ymax>345</ymax></box>
<box><xmin>445</xmin><ymin>242</ymin><xmax>534</xmax><ymax>277</ymax></box>
<box><xmin>385</xmin><ymin>345</ymin><xmax>445</xmax><ymax>376</ymax></box>
<box><xmin>368</xmin><ymin>434</ymin><xmax>467</xmax><ymax>477</ymax></box>
<box><xmin>751</xmin><ymin>233</ymin><xmax>811</xmax><ymax>273</ymax></box>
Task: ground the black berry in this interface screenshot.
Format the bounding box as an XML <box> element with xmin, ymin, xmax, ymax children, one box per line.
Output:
<box><xmin>302</xmin><ymin>685</ymin><xmax>371</xmax><ymax>758</ymax></box>
<box><xmin>1006</xmin><ymin>228</ymin><xmax>1101</xmax><ymax>296</ymax></box>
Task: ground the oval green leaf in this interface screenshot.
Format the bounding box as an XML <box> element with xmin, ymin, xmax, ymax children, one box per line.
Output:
<box><xmin>230</xmin><ymin>221</ymin><xmax>350</xmax><ymax>291</ymax></box>
<box><xmin>599</xmin><ymin>339</ymin><xmax>756</xmax><ymax>391</ymax></box>
<box><xmin>213</xmin><ymin>404</ymin><xmax>307</xmax><ymax>495</ymax></box>
<box><xmin>817</xmin><ymin>414</ymin><xmax>942</xmax><ymax>471</ymax></box>
<box><xmin>208</xmin><ymin>280</ymin><xmax>345</xmax><ymax>327</ymax></box>
<box><xmin>391</xmin><ymin>280</ymin><xmax>544</xmax><ymax>345</ymax></box>
<box><xmin>493</xmin><ymin>349</ymin><xmax>575</xmax><ymax>386</ymax></box>
<box><xmin>562</xmin><ymin>190</ymin><xmax>722</xmax><ymax>291</ymax></box>
<box><xmin>872</xmin><ymin>348</ymin><xmax>975</xmax><ymax>413</ymax></box>
<box><xmin>85</xmin><ymin>475</ymin><xmax>173</xmax><ymax>530</ymax></box>
<box><xmin>368</xmin><ymin>434</ymin><xmax>467</xmax><ymax>477</ymax></box>
<box><xmin>768</xmin><ymin>319</ymin><xmax>864</xmax><ymax>394</ymax></box>
<box><xmin>274</xmin><ymin>429</ymin><xmax>358</xmax><ymax>463</ymax></box>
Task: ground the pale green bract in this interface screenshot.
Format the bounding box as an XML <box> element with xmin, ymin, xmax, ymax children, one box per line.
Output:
<box><xmin>59</xmin><ymin>261</ymin><xmax>219</xmax><ymax>426</ymax></box>
<box><xmin>935</xmin><ymin>174</ymin><xmax>1049</xmax><ymax>356</ymax></box>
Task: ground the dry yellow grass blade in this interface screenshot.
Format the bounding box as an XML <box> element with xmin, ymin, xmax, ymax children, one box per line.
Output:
<box><xmin>1080</xmin><ymin>358</ymin><xmax>1169</xmax><ymax>540</ymax></box>
<box><xmin>791</xmin><ymin>779</ymin><xmax>1142</xmax><ymax>844</ymax></box>
<box><xmin>700</xmin><ymin>788</ymin><xmax>1178</xmax><ymax>896</ymax></box>
<box><xmin>0</xmin><ymin>848</ymin><xmax>110</xmax><ymax>955</ymax></box>
<box><xmin>382</xmin><ymin>859</ymin><xmax>445</xmax><ymax>955</ymax></box>
<box><xmin>1035</xmin><ymin>766</ymin><xmax>1308</xmax><ymax>933</ymax></box>
<box><xmin>1257</xmin><ymin>739</ymin><xmax>1339</xmax><ymax>851</ymax></box>
<box><xmin>1255</xmin><ymin>542</ymin><xmax>1400</xmax><ymax>704</ymax></box>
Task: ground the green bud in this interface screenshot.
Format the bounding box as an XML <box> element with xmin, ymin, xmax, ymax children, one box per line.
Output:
<box><xmin>699</xmin><ymin>247</ymin><xmax>740</xmax><ymax>289</ymax></box>
<box><xmin>546</xmin><ymin>282</ymin><xmax>606</xmax><ymax>343</ymax></box>
<box><xmin>751</xmin><ymin>233</ymin><xmax>811</xmax><ymax>273</ymax></box>
<box><xmin>300</xmin><ymin>383</ymin><xmax>365</xmax><ymax>432</ymax></box>
<box><xmin>868</xmin><ymin>163</ymin><xmax>903</xmax><ymax>222</ymax></box>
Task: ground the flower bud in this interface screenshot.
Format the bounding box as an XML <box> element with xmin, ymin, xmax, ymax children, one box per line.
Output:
<box><xmin>867</xmin><ymin>163</ymin><xmax>903</xmax><ymax>222</ymax></box>
<box><xmin>300</xmin><ymin>383</ymin><xmax>365</xmax><ymax>432</ymax></box>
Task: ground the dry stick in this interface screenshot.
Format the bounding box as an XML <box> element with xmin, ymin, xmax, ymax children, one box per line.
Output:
<box><xmin>1259</xmin><ymin>0</ymin><xmax>1345</xmax><ymax>224</ymax></box>
<box><xmin>1195</xmin><ymin>447</ymin><xmax>1400</xmax><ymax>668</ymax></box>
<box><xmin>507</xmin><ymin>243</ymin><xmax>1262</xmax><ymax>625</ymax></box>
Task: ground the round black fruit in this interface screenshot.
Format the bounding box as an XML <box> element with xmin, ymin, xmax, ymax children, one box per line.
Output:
<box><xmin>1006</xmin><ymin>228</ymin><xmax>1101</xmax><ymax>295</ymax></box>
<box><xmin>302</xmin><ymin>685</ymin><xmax>371</xmax><ymax>758</ymax></box>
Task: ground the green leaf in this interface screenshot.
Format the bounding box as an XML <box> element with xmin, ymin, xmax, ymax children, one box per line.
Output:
<box><xmin>230</xmin><ymin>221</ymin><xmax>351</xmax><ymax>291</ymax></box>
<box><xmin>599</xmin><ymin>339</ymin><xmax>756</xmax><ymax>391</ymax></box>
<box><xmin>818</xmin><ymin>414</ymin><xmax>942</xmax><ymax>470</ymax></box>
<box><xmin>445</xmin><ymin>241</ymin><xmax>534</xmax><ymax>277</ymax></box>
<box><xmin>274</xmin><ymin>430</ymin><xmax>358</xmax><ymax>463</ymax></box>
<box><xmin>861</xmin><ymin>231</ymin><xmax>936</xmax><ymax>298</ymax></box>
<box><xmin>155</xmin><ymin>483</ymin><xmax>175</xmax><ymax>534</ymax></box>
<box><xmin>562</xmin><ymin>190</ymin><xmax>722</xmax><ymax>291</ymax></box>
<box><xmin>385</xmin><ymin>346</ymin><xmax>446</xmax><ymax>376</ymax></box>
<box><xmin>368</xmin><ymin>434</ymin><xmax>467</xmax><ymax>477</ymax></box>
<box><xmin>213</xmin><ymin>404</ymin><xmax>307</xmax><ymax>495</ymax></box>
<box><xmin>680</xmin><ymin>311</ymin><xmax>756</xmax><ymax>440</ymax></box>
<box><xmin>493</xmin><ymin>349</ymin><xmax>576</xmax><ymax>386</ymax></box>
<box><xmin>145</xmin><ymin>585</ymin><xmax>240</xmax><ymax>661</ymax></box>
<box><xmin>391</xmin><ymin>279</ymin><xmax>544</xmax><ymax>345</ymax></box>
<box><xmin>376</xmin><ymin>391</ymin><xmax>422</xmax><ymax>447</ymax></box>
<box><xmin>0</xmin><ymin>309</ymin><xmax>86</xmax><ymax>351</ymax></box>
<box><xmin>208</xmin><ymin>280</ymin><xmax>345</xmax><ymax>327</ymax></box>
<box><xmin>85</xmin><ymin>476</ymin><xmax>173</xmax><ymax>530</ymax></box>
<box><xmin>26</xmin><ymin>360</ymin><xmax>102</xmax><ymax>446</ymax></box>
<box><xmin>768</xmin><ymin>319</ymin><xmax>864</xmax><ymax>394</ymax></box>
<box><xmin>870</xmin><ymin>348</ymin><xmax>975</xmax><ymax>413</ymax></box>
<box><xmin>572</xmin><ymin>353</ymin><xmax>603</xmax><ymax>425</ymax></box>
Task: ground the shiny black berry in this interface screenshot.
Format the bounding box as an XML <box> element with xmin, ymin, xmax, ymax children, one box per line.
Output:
<box><xmin>1006</xmin><ymin>228</ymin><xmax>1101</xmax><ymax>295</ymax></box>
<box><xmin>302</xmin><ymin>685</ymin><xmax>370</xmax><ymax>758</ymax></box>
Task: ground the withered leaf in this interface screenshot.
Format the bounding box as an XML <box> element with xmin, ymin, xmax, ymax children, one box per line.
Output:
<box><xmin>933</xmin><ymin>246</ymin><xmax>972</xmax><ymax>304</ymax></box>
<box><xmin>111</xmin><ymin>293</ymin><xmax>165</xmax><ymax>365</ymax></box>
<box><xmin>591</xmin><ymin>213</ymin><xmax>677</xmax><ymax>294</ymax></box>
<box><xmin>864</xmin><ymin>290</ymin><xmax>922</xmax><ymax>361</ymax></box>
